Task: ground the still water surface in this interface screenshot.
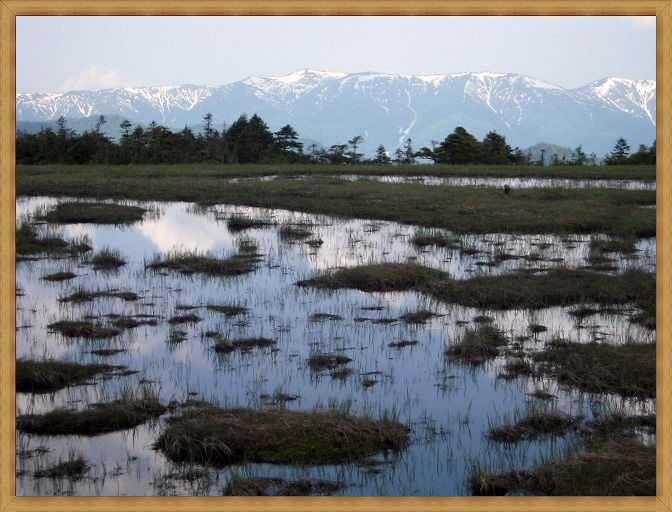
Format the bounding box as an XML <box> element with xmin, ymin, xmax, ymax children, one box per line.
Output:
<box><xmin>15</xmin><ymin>196</ymin><xmax>655</xmax><ymax>496</ymax></box>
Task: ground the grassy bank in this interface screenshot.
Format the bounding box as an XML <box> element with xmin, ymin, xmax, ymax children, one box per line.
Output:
<box><xmin>16</xmin><ymin>165</ymin><xmax>655</xmax><ymax>237</ymax></box>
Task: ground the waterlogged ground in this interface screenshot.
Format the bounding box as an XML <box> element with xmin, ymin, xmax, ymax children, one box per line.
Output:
<box><xmin>228</xmin><ymin>174</ymin><xmax>656</xmax><ymax>190</ymax></box>
<box><xmin>15</xmin><ymin>195</ymin><xmax>655</xmax><ymax>496</ymax></box>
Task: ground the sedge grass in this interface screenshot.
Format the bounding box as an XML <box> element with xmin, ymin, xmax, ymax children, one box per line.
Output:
<box><xmin>153</xmin><ymin>405</ymin><xmax>410</xmax><ymax>466</ymax></box>
<box><xmin>532</xmin><ymin>339</ymin><xmax>656</xmax><ymax>398</ymax></box>
<box><xmin>36</xmin><ymin>201</ymin><xmax>147</xmax><ymax>224</ymax></box>
<box><xmin>16</xmin><ymin>165</ymin><xmax>655</xmax><ymax>237</ymax></box>
<box><xmin>17</xmin><ymin>396</ymin><xmax>166</xmax><ymax>436</ymax></box>
<box><xmin>16</xmin><ymin>359</ymin><xmax>122</xmax><ymax>394</ymax></box>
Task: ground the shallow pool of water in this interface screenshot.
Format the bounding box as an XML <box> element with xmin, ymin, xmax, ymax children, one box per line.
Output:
<box><xmin>15</xmin><ymin>196</ymin><xmax>656</xmax><ymax>496</ymax></box>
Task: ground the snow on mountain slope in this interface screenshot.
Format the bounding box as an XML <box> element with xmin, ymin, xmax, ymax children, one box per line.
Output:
<box><xmin>16</xmin><ymin>70</ymin><xmax>656</xmax><ymax>156</ymax></box>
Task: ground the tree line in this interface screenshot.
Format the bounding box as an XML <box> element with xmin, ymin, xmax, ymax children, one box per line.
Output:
<box><xmin>15</xmin><ymin>113</ymin><xmax>656</xmax><ymax>166</ymax></box>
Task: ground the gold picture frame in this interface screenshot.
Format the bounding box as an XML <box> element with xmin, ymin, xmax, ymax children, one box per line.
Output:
<box><xmin>1</xmin><ymin>2</ymin><xmax>669</xmax><ymax>511</ymax></box>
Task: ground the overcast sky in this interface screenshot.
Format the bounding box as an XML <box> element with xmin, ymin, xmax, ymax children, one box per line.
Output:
<box><xmin>16</xmin><ymin>15</ymin><xmax>656</xmax><ymax>94</ymax></box>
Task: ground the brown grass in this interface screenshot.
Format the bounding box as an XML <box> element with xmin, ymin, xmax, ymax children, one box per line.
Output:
<box><xmin>488</xmin><ymin>412</ymin><xmax>579</xmax><ymax>443</ymax></box>
<box><xmin>223</xmin><ymin>476</ymin><xmax>344</xmax><ymax>496</ymax></box>
<box><xmin>154</xmin><ymin>406</ymin><xmax>410</xmax><ymax>466</ymax></box>
<box><xmin>16</xmin><ymin>359</ymin><xmax>122</xmax><ymax>393</ymax></box>
<box><xmin>17</xmin><ymin>397</ymin><xmax>167</xmax><ymax>436</ymax></box>
<box><xmin>214</xmin><ymin>337</ymin><xmax>277</xmax><ymax>354</ymax></box>
<box><xmin>445</xmin><ymin>324</ymin><xmax>508</xmax><ymax>364</ymax></box>
<box><xmin>532</xmin><ymin>340</ymin><xmax>656</xmax><ymax>398</ymax></box>
<box><xmin>296</xmin><ymin>262</ymin><xmax>446</xmax><ymax>292</ymax></box>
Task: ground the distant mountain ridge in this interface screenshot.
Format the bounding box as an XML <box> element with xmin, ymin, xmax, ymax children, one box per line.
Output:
<box><xmin>16</xmin><ymin>69</ymin><xmax>656</xmax><ymax>157</ymax></box>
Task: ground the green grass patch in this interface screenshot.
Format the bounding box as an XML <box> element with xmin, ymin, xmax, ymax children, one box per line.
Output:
<box><xmin>37</xmin><ymin>201</ymin><xmax>147</xmax><ymax>224</ymax></box>
<box><xmin>16</xmin><ymin>359</ymin><xmax>122</xmax><ymax>393</ymax></box>
<box><xmin>16</xmin><ymin>165</ymin><xmax>655</xmax><ymax>237</ymax></box>
<box><xmin>153</xmin><ymin>405</ymin><xmax>410</xmax><ymax>466</ymax></box>
<box><xmin>17</xmin><ymin>396</ymin><xmax>166</xmax><ymax>436</ymax></box>
<box><xmin>532</xmin><ymin>340</ymin><xmax>656</xmax><ymax>398</ymax></box>
<box><xmin>297</xmin><ymin>262</ymin><xmax>447</xmax><ymax>292</ymax></box>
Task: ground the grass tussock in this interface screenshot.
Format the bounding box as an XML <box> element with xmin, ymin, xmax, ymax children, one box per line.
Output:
<box><xmin>470</xmin><ymin>436</ymin><xmax>655</xmax><ymax>496</ymax></box>
<box><xmin>15</xmin><ymin>222</ymin><xmax>92</xmax><ymax>256</ymax></box>
<box><xmin>411</xmin><ymin>230</ymin><xmax>461</xmax><ymax>250</ymax></box>
<box><xmin>153</xmin><ymin>406</ymin><xmax>410</xmax><ymax>466</ymax></box>
<box><xmin>445</xmin><ymin>325</ymin><xmax>508</xmax><ymax>364</ymax></box>
<box><xmin>47</xmin><ymin>320</ymin><xmax>121</xmax><ymax>339</ymax></box>
<box><xmin>206</xmin><ymin>305</ymin><xmax>249</xmax><ymax>316</ymax></box>
<box><xmin>214</xmin><ymin>337</ymin><xmax>276</xmax><ymax>354</ymax></box>
<box><xmin>88</xmin><ymin>247</ymin><xmax>126</xmax><ymax>270</ymax></box>
<box><xmin>533</xmin><ymin>340</ymin><xmax>656</xmax><ymax>398</ymax></box>
<box><xmin>58</xmin><ymin>289</ymin><xmax>140</xmax><ymax>303</ymax></box>
<box><xmin>168</xmin><ymin>313</ymin><xmax>202</xmax><ymax>325</ymax></box>
<box><xmin>424</xmin><ymin>268</ymin><xmax>655</xmax><ymax>311</ymax></box>
<box><xmin>388</xmin><ymin>340</ymin><xmax>419</xmax><ymax>349</ymax></box>
<box><xmin>146</xmin><ymin>250</ymin><xmax>258</xmax><ymax>276</ymax></box>
<box><xmin>488</xmin><ymin>412</ymin><xmax>579</xmax><ymax>443</ymax></box>
<box><xmin>278</xmin><ymin>224</ymin><xmax>314</xmax><ymax>242</ymax></box>
<box><xmin>307</xmin><ymin>353</ymin><xmax>353</xmax><ymax>371</ymax></box>
<box><xmin>399</xmin><ymin>309</ymin><xmax>439</xmax><ymax>324</ymax></box>
<box><xmin>309</xmin><ymin>313</ymin><xmax>344</xmax><ymax>322</ymax></box>
<box><xmin>38</xmin><ymin>201</ymin><xmax>147</xmax><ymax>224</ymax></box>
<box><xmin>33</xmin><ymin>457</ymin><xmax>91</xmax><ymax>480</ymax></box>
<box><xmin>108</xmin><ymin>315</ymin><xmax>159</xmax><ymax>329</ymax></box>
<box><xmin>16</xmin><ymin>359</ymin><xmax>122</xmax><ymax>393</ymax></box>
<box><xmin>41</xmin><ymin>271</ymin><xmax>77</xmax><ymax>282</ymax></box>
<box><xmin>223</xmin><ymin>476</ymin><xmax>344</xmax><ymax>496</ymax></box>
<box><xmin>226</xmin><ymin>215</ymin><xmax>275</xmax><ymax>232</ymax></box>
<box><xmin>17</xmin><ymin>396</ymin><xmax>166</xmax><ymax>436</ymax></box>
<box><xmin>296</xmin><ymin>262</ymin><xmax>446</xmax><ymax>292</ymax></box>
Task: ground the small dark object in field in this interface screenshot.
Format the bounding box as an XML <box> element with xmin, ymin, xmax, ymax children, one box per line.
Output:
<box><xmin>504</xmin><ymin>184</ymin><xmax>511</xmax><ymax>195</ymax></box>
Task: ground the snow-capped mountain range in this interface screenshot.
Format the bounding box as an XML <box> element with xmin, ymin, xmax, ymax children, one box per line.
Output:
<box><xmin>16</xmin><ymin>69</ymin><xmax>656</xmax><ymax>157</ymax></box>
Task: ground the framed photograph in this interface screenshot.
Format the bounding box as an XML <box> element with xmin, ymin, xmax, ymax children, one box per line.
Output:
<box><xmin>1</xmin><ymin>2</ymin><xmax>669</xmax><ymax>511</ymax></box>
